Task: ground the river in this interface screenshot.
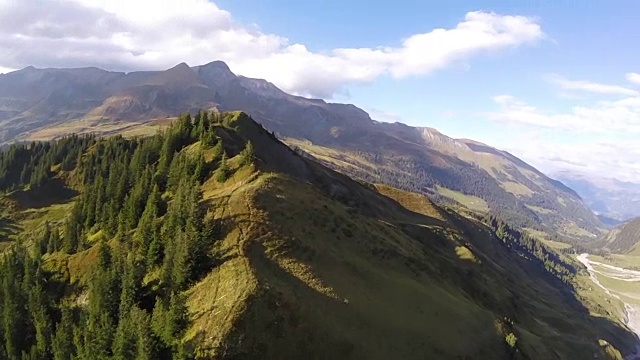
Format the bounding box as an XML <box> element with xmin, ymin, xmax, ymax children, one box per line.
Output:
<box><xmin>577</xmin><ymin>253</ymin><xmax>640</xmax><ymax>359</ymax></box>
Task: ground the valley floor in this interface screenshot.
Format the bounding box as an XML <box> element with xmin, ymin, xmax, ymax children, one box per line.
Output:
<box><xmin>578</xmin><ymin>254</ymin><xmax>640</xmax><ymax>359</ymax></box>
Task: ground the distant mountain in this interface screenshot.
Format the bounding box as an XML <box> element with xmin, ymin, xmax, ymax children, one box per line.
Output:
<box><xmin>0</xmin><ymin>61</ymin><xmax>603</xmax><ymax>240</ymax></box>
<box><xmin>602</xmin><ymin>217</ymin><xmax>640</xmax><ymax>254</ymax></box>
<box><xmin>555</xmin><ymin>171</ymin><xmax>640</xmax><ymax>222</ymax></box>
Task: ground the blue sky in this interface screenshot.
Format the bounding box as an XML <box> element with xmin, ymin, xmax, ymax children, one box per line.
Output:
<box><xmin>0</xmin><ymin>0</ymin><xmax>639</xmax><ymax>181</ymax></box>
<box><xmin>214</xmin><ymin>0</ymin><xmax>640</xmax><ymax>181</ymax></box>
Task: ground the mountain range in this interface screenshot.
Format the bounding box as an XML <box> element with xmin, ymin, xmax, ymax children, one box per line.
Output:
<box><xmin>0</xmin><ymin>61</ymin><xmax>604</xmax><ymax>242</ymax></box>
<box><xmin>556</xmin><ymin>171</ymin><xmax>640</xmax><ymax>223</ymax></box>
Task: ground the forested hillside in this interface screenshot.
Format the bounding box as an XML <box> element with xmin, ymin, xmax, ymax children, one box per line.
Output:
<box><xmin>0</xmin><ymin>111</ymin><xmax>242</xmax><ymax>359</ymax></box>
<box><xmin>602</xmin><ymin>217</ymin><xmax>640</xmax><ymax>254</ymax></box>
<box><xmin>0</xmin><ymin>111</ymin><xmax>635</xmax><ymax>359</ymax></box>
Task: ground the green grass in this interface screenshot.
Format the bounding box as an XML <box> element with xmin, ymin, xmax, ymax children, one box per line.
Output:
<box><xmin>437</xmin><ymin>186</ymin><xmax>489</xmax><ymax>213</ymax></box>
<box><xmin>524</xmin><ymin>228</ymin><xmax>573</xmax><ymax>250</ymax></box>
<box><xmin>502</xmin><ymin>181</ymin><xmax>533</xmax><ymax>196</ymax></box>
<box><xmin>560</xmin><ymin>221</ymin><xmax>596</xmax><ymax>239</ymax></box>
<box><xmin>189</xmin><ymin>167</ymin><xmax>635</xmax><ymax>359</ymax></box>
<box><xmin>591</xmin><ymin>254</ymin><xmax>640</xmax><ymax>270</ymax></box>
<box><xmin>587</xmin><ymin>255</ymin><xmax>640</xmax><ymax>308</ymax></box>
<box><xmin>526</xmin><ymin>205</ymin><xmax>554</xmax><ymax>215</ymax></box>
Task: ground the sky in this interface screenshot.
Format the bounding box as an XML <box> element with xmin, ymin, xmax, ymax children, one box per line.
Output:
<box><xmin>0</xmin><ymin>0</ymin><xmax>639</xmax><ymax>181</ymax></box>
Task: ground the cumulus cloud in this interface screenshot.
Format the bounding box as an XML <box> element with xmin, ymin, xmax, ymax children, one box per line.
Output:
<box><xmin>547</xmin><ymin>74</ymin><xmax>638</xmax><ymax>96</ymax></box>
<box><xmin>508</xmin><ymin>138</ymin><xmax>640</xmax><ymax>182</ymax></box>
<box><xmin>488</xmin><ymin>73</ymin><xmax>640</xmax><ymax>181</ymax></box>
<box><xmin>487</xmin><ymin>94</ymin><xmax>640</xmax><ymax>133</ymax></box>
<box><xmin>626</xmin><ymin>72</ymin><xmax>640</xmax><ymax>85</ymax></box>
<box><xmin>0</xmin><ymin>0</ymin><xmax>543</xmax><ymax>97</ymax></box>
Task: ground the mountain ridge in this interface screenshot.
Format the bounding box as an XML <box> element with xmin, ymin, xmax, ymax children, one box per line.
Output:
<box><xmin>0</xmin><ymin>111</ymin><xmax>635</xmax><ymax>359</ymax></box>
<box><xmin>601</xmin><ymin>217</ymin><xmax>640</xmax><ymax>254</ymax></box>
<box><xmin>0</xmin><ymin>61</ymin><xmax>603</xmax><ymax>241</ymax></box>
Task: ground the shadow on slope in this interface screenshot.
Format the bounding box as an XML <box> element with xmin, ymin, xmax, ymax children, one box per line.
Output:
<box><xmin>186</xmin><ymin>113</ymin><xmax>638</xmax><ymax>360</ymax></box>
<box><xmin>7</xmin><ymin>178</ymin><xmax>77</xmax><ymax>209</ymax></box>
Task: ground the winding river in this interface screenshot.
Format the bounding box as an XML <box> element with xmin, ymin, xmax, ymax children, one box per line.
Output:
<box><xmin>577</xmin><ymin>254</ymin><xmax>640</xmax><ymax>359</ymax></box>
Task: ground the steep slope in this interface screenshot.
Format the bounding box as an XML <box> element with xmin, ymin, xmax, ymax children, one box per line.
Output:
<box><xmin>0</xmin><ymin>112</ymin><xmax>635</xmax><ymax>359</ymax></box>
<box><xmin>86</xmin><ymin>63</ymin><xmax>217</xmax><ymax>121</ymax></box>
<box><xmin>602</xmin><ymin>218</ymin><xmax>640</xmax><ymax>254</ymax></box>
<box><xmin>0</xmin><ymin>62</ymin><xmax>602</xmax><ymax>241</ymax></box>
<box><xmin>556</xmin><ymin>171</ymin><xmax>640</xmax><ymax>222</ymax></box>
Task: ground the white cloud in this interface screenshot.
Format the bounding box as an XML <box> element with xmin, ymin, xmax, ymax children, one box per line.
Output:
<box><xmin>368</xmin><ymin>108</ymin><xmax>404</xmax><ymax>123</ymax></box>
<box><xmin>547</xmin><ymin>74</ymin><xmax>638</xmax><ymax>96</ymax></box>
<box><xmin>0</xmin><ymin>0</ymin><xmax>543</xmax><ymax>98</ymax></box>
<box><xmin>626</xmin><ymin>72</ymin><xmax>640</xmax><ymax>85</ymax></box>
<box><xmin>487</xmin><ymin>78</ymin><xmax>640</xmax><ymax>181</ymax></box>
<box><xmin>487</xmin><ymin>94</ymin><xmax>640</xmax><ymax>133</ymax></box>
<box><xmin>506</xmin><ymin>138</ymin><xmax>640</xmax><ymax>183</ymax></box>
<box><xmin>0</xmin><ymin>66</ymin><xmax>15</xmax><ymax>74</ymax></box>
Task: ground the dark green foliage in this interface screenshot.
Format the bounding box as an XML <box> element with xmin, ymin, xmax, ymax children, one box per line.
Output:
<box><xmin>0</xmin><ymin>135</ymin><xmax>95</xmax><ymax>193</ymax></box>
<box><xmin>239</xmin><ymin>140</ymin><xmax>255</xmax><ymax>166</ymax></box>
<box><xmin>215</xmin><ymin>152</ymin><xmax>230</xmax><ymax>183</ymax></box>
<box><xmin>0</xmin><ymin>246</ymin><xmax>55</xmax><ymax>359</ymax></box>
<box><xmin>0</xmin><ymin>111</ymin><xmax>228</xmax><ymax>359</ymax></box>
<box><xmin>483</xmin><ymin>215</ymin><xmax>577</xmax><ymax>283</ymax></box>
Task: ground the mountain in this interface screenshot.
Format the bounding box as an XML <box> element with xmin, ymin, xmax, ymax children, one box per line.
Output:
<box><xmin>556</xmin><ymin>171</ymin><xmax>640</xmax><ymax>222</ymax></box>
<box><xmin>601</xmin><ymin>217</ymin><xmax>640</xmax><ymax>254</ymax></box>
<box><xmin>0</xmin><ymin>61</ymin><xmax>603</xmax><ymax>241</ymax></box>
<box><xmin>0</xmin><ymin>111</ymin><xmax>635</xmax><ymax>359</ymax></box>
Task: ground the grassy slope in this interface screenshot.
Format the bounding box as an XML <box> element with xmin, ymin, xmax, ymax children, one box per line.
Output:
<box><xmin>180</xmin><ymin>115</ymin><xmax>636</xmax><ymax>359</ymax></box>
<box><xmin>286</xmin><ymin>134</ymin><xmax>602</xmax><ymax>242</ymax></box>
<box><xmin>602</xmin><ymin>218</ymin><xmax>640</xmax><ymax>254</ymax></box>
<box><xmin>0</xmin><ymin>112</ymin><xmax>636</xmax><ymax>359</ymax></box>
<box><xmin>185</xmin><ymin>166</ymin><xmax>636</xmax><ymax>359</ymax></box>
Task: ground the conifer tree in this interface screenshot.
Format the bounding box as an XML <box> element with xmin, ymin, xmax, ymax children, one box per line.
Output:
<box><xmin>52</xmin><ymin>307</ymin><xmax>75</xmax><ymax>360</ymax></box>
<box><xmin>216</xmin><ymin>152</ymin><xmax>230</xmax><ymax>183</ymax></box>
<box><xmin>240</xmin><ymin>140</ymin><xmax>255</xmax><ymax>166</ymax></box>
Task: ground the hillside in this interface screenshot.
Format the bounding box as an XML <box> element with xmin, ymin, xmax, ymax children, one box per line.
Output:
<box><xmin>0</xmin><ymin>111</ymin><xmax>635</xmax><ymax>359</ymax></box>
<box><xmin>602</xmin><ymin>218</ymin><xmax>640</xmax><ymax>254</ymax></box>
<box><xmin>0</xmin><ymin>61</ymin><xmax>602</xmax><ymax>242</ymax></box>
<box><xmin>289</xmin><ymin>125</ymin><xmax>602</xmax><ymax>241</ymax></box>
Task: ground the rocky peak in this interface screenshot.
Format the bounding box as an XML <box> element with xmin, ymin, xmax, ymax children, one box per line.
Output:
<box><xmin>195</xmin><ymin>60</ymin><xmax>237</xmax><ymax>86</ymax></box>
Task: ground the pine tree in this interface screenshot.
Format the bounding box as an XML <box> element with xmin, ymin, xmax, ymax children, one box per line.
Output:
<box><xmin>131</xmin><ymin>306</ymin><xmax>157</xmax><ymax>360</ymax></box>
<box><xmin>146</xmin><ymin>232</ymin><xmax>164</xmax><ymax>270</ymax></box>
<box><xmin>113</xmin><ymin>313</ymin><xmax>136</xmax><ymax>360</ymax></box>
<box><xmin>216</xmin><ymin>152</ymin><xmax>230</xmax><ymax>183</ymax></box>
<box><xmin>193</xmin><ymin>150</ymin><xmax>206</xmax><ymax>183</ymax></box>
<box><xmin>63</xmin><ymin>202</ymin><xmax>83</xmax><ymax>254</ymax></box>
<box><xmin>240</xmin><ymin>140</ymin><xmax>255</xmax><ymax>166</ymax></box>
<box><xmin>52</xmin><ymin>308</ymin><xmax>75</xmax><ymax>360</ymax></box>
<box><xmin>211</xmin><ymin>141</ymin><xmax>223</xmax><ymax>161</ymax></box>
<box><xmin>165</xmin><ymin>292</ymin><xmax>189</xmax><ymax>346</ymax></box>
<box><xmin>151</xmin><ymin>298</ymin><xmax>168</xmax><ymax>344</ymax></box>
<box><xmin>39</xmin><ymin>221</ymin><xmax>52</xmax><ymax>255</ymax></box>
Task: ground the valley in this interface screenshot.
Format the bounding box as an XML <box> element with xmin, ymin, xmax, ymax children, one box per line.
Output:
<box><xmin>578</xmin><ymin>253</ymin><xmax>640</xmax><ymax>358</ymax></box>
